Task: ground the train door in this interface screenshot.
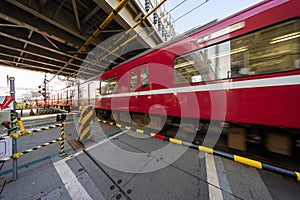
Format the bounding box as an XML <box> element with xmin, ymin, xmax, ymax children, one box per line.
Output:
<box><xmin>87</xmin><ymin>81</ymin><xmax>97</xmax><ymax>106</ymax></box>
<box><xmin>129</xmin><ymin>64</ymin><xmax>149</xmax><ymax>92</ymax></box>
<box><xmin>129</xmin><ymin>64</ymin><xmax>149</xmax><ymax>105</ymax></box>
<box><xmin>128</xmin><ymin>64</ymin><xmax>162</xmax><ymax>128</ymax></box>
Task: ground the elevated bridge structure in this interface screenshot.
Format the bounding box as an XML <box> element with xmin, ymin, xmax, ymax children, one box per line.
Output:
<box><xmin>0</xmin><ymin>0</ymin><xmax>175</xmax><ymax>80</ymax></box>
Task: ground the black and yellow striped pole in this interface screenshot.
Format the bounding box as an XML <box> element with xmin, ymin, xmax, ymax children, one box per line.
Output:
<box><xmin>59</xmin><ymin>122</ymin><xmax>67</xmax><ymax>157</ymax></box>
<box><xmin>8</xmin><ymin>76</ymin><xmax>19</xmax><ymax>181</ymax></box>
<box><xmin>56</xmin><ymin>114</ymin><xmax>67</xmax><ymax>157</ymax></box>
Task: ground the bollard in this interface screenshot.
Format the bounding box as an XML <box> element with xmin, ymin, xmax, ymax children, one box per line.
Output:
<box><xmin>17</xmin><ymin>117</ymin><xmax>26</xmax><ymax>133</ymax></box>
<box><xmin>57</xmin><ymin>114</ymin><xmax>67</xmax><ymax>157</ymax></box>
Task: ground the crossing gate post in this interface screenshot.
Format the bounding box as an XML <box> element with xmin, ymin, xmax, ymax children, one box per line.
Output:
<box><xmin>9</xmin><ymin>76</ymin><xmax>18</xmax><ymax>181</ymax></box>
<box><xmin>57</xmin><ymin>114</ymin><xmax>67</xmax><ymax>157</ymax></box>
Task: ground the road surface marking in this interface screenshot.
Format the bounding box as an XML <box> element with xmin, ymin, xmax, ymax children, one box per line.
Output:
<box><xmin>206</xmin><ymin>154</ymin><xmax>223</xmax><ymax>200</ymax></box>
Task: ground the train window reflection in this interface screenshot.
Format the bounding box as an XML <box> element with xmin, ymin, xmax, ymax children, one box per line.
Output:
<box><xmin>231</xmin><ymin>19</ymin><xmax>300</xmax><ymax>76</ymax></box>
<box><xmin>100</xmin><ymin>77</ymin><xmax>118</xmax><ymax>94</ymax></box>
<box><xmin>174</xmin><ymin>19</ymin><xmax>300</xmax><ymax>84</ymax></box>
<box><xmin>130</xmin><ymin>72</ymin><xmax>137</xmax><ymax>91</ymax></box>
<box><xmin>141</xmin><ymin>67</ymin><xmax>149</xmax><ymax>88</ymax></box>
<box><xmin>95</xmin><ymin>83</ymin><xmax>101</xmax><ymax>98</ymax></box>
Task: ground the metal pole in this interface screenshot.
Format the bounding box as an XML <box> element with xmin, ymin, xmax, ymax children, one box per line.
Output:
<box><xmin>58</xmin><ymin>114</ymin><xmax>67</xmax><ymax>157</ymax></box>
<box><xmin>9</xmin><ymin>76</ymin><xmax>18</xmax><ymax>181</ymax></box>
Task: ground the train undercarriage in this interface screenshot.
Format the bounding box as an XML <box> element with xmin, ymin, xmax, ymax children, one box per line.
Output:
<box><xmin>96</xmin><ymin>108</ymin><xmax>300</xmax><ymax>159</ymax></box>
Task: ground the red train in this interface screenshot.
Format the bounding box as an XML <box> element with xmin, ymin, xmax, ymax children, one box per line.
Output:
<box><xmin>46</xmin><ymin>0</ymin><xmax>300</xmax><ymax>155</ymax></box>
<box><xmin>47</xmin><ymin>87</ymin><xmax>73</xmax><ymax>112</ymax></box>
<box><xmin>33</xmin><ymin>87</ymin><xmax>73</xmax><ymax>112</ymax></box>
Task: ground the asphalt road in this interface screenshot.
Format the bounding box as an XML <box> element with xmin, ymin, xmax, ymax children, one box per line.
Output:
<box><xmin>0</xmin><ymin>114</ymin><xmax>299</xmax><ymax>199</ymax></box>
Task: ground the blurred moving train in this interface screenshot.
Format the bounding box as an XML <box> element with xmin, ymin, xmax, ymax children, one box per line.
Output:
<box><xmin>32</xmin><ymin>86</ymin><xmax>73</xmax><ymax>112</ymax></box>
<box><xmin>34</xmin><ymin>0</ymin><xmax>300</xmax><ymax>155</ymax></box>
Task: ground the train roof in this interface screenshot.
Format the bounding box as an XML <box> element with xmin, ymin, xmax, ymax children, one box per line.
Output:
<box><xmin>108</xmin><ymin>20</ymin><xmax>218</xmax><ymax>69</ymax></box>
<box><xmin>108</xmin><ymin>0</ymin><xmax>268</xmax><ymax>71</ymax></box>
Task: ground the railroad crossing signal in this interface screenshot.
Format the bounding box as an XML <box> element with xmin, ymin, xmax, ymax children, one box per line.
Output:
<box><xmin>38</xmin><ymin>86</ymin><xmax>46</xmax><ymax>96</ymax></box>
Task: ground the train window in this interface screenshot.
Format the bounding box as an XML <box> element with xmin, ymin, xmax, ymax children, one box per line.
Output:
<box><xmin>230</xmin><ymin>19</ymin><xmax>300</xmax><ymax>77</ymax></box>
<box><xmin>100</xmin><ymin>77</ymin><xmax>118</xmax><ymax>94</ymax></box>
<box><xmin>130</xmin><ymin>72</ymin><xmax>137</xmax><ymax>90</ymax></box>
<box><xmin>174</xmin><ymin>44</ymin><xmax>228</xmax><ymax>84</ymax></box>
<box><xmin>141</xmin><ymin>67</ymin><xmax>149</xmax><ymax>88</ymax></box>
<box><xmin>174</xmin><ymin>19</ymin><xmax>300</xmax><ymax>84</ymax></box>
<box><xmin>95</xmin><ymin>83</ymin><xmax>101</xmax><ymax>98</ymax></box>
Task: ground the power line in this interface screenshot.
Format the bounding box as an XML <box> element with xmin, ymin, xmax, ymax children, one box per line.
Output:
<box><xmin>161</xmin><ymin>0</ymin><xmax>189</xmax><ymax>19</ymax></box>
<box><xmin>174</xmin><ymin>0</ymin><xmax>210</xmax><ymax>22</ymax></box>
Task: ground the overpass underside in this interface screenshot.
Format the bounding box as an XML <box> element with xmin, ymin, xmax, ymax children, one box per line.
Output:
<box><xmin>0</xmin><ymin>0</ymin><xmax>166</xmax><ymax>80</ymax></box>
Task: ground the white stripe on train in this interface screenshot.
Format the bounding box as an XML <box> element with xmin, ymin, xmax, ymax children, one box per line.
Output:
<box><xmin>100</xmin><ymin>74</ymin><xmax>300</xmax><ymax>99</ymax></box>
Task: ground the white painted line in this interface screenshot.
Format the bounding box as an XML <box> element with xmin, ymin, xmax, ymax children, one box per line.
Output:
<box><xmin>54</xmin><ymin>159</ymin><xmax>93</xmax><ymax>200</ymax></box>
<box><xmin>85</xmin><ymin>130</ymin><xmax>128</xmax><ymax>151</ymax></box>
<box><xmin>214</xmin><ymin>156</ymin><xmax>234</xmax><ymax>200</ymax></box>
<box><xmin>205</xmin><ymin>154</ymin><xmax>223</xmax><ymax>200</ymax></box>
<box><xmin>53</xmin><ymin>130</ymin><xmax>128</xmax><ymax>199</ymax></box>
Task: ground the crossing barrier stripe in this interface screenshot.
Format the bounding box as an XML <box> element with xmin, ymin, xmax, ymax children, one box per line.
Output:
<box><xmin>4</xmin><ymin>124</ymin><xmax>63</xmax><ymax>139</ymax></box>
<box><xmin>4</xmin><ymin>138</ymin><xmax>62</xmax><ymax>161</ymax></box>
<box><xmin>213</xmin><ymin>150</ymin><xmax>234</xmax><ymax>160</ymax></box>
<box><xmin>97</xmin><ymin>119</ymin><xmax>300</xmax><ymax>182</ymax></box>
<box><xmin>79</xmin><ymin>126</ymin><xmax>91</xmax><ymax>141</ymax></box>
<box><xmin>136</xmin><ymin>129</ymin><xmax>144</xmax><ymax>134</ymax></box>
<box><xmin>169</xmin><ymin>138</ymin><xmax>182</xmax><ymax>145</ymax></box>
<box><xmin>60</xmin><ymin>122</ymin><xmax>67</xmax><ymax>157</ymax></box>
<box><xmin>198</xmin><ymin>146</ymin><xmax>214</xmax><ymax>154</ymax></box>
<box><xmin>296</xmin><ymin>172</ymin><xmax>300</xmax><ymax>181</ymax></box>
<box><xmin>80</xmin><ymin>105</ymin><xmax>89</xmax><ymax>118</ymax></box>
<box><xmin>234</xmin><ymin>155</ymin><xmax>262</xmax><ymax>169</ymax></box>
<box><xmin>78</xmin><ymin>106</ymin><xmax>95</xmax><ymax>143</ymax></box>
<box><xmin>81</xmin><ymin>110</ymin><xmax>94</xmax><ymax>126</ymax></box>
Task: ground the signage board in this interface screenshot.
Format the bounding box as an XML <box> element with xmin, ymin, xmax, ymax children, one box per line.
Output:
<box><xmin>0</xmin><ymin>96</ymin><xmax>14</xmax><ymax>110</ymax></box>
<box><xmin>0</xmin><ymin>137</ymin><xmax>12</xmax><ymax>160</ymax></box>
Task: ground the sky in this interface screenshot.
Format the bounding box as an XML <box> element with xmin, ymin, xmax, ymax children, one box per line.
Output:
<box><xmin>0</xmin><ymin>66</ymin><xmax>45</xmax><ymax>95</ymax></box>
<box><xmin>165</xmin><ymin>0</ymin><xmax>264</xmax><ymax>34</ymax></box>
<box><xmin>0</xmin><ymin>0</ymin><xmax>264</xmax><ymax>93</ymax></box>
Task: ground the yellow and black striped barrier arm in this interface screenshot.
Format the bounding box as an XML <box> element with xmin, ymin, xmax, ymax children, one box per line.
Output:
<box><xmin>98</xmin><ymin>119</ymin><xmax>300</xmax><ymax>182</ymax></box>
<box><xmin>1</xmin><ymin>137</ymin><xmax>63</xmax><ymax>162</ymax></box>
<box><xmin>9</xmin><ymin>124</ymin><xmax>63</xmax><ymax>139</ymax></box>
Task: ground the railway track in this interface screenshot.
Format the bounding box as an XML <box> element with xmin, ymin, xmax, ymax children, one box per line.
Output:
<box><xmin>98</xmin><ymin>118</ymin><xmax>300</xmax><ymax>175</ymax></box>
<box><xmin>162</xmin><ymin>124</ymin><xmax>300</xmax><ymax>174</ymax></box>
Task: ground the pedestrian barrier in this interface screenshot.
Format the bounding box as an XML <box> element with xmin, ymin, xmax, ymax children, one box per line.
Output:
<box><xmin>0</xmin><ymin>114</ymin><xmax>67</xmax><ymax>180</ymax></box>
<box><xmin>38</xmin><ymin>108</ymin><xmax>61</xmax><ymax>115</ymax></box>
<box><xmin>97</xmin><ymin>119</ymin><xmax>300</xmax><ymax>182</ymax></box>
<box><xmin>2</xmin><ymin>138</ymin><xmax>64</xmax><ymax>162</ymax></box>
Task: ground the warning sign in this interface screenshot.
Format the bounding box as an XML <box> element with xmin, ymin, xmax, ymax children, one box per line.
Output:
<box><xmin>0</xmin><ymin>137</ymin><xmax>12</xmax><ymax>160</ymax></box>
<box><xmin>0</xmin><ymin>96</ymin><xmax>14</xmax><ymax>110</ymax></box>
